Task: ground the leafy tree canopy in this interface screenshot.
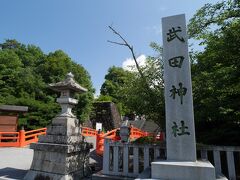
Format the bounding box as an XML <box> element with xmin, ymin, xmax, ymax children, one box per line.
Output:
<box><xmin>0</xmin><ymin>39</ymin><xmax>94</xmax><ymax>129</ymax></box>
<box><xmin>189</xmin><ymin>0</ymin><xmax>240</xmax><ymax>145</ymax></box>
<box><xmin>188</xmin><ymin>0</ymin><xmax>240</xmax><ymax>41</ymax></box>
<box><xmin>99</xmin><ymin>66</ymin><xmax>134</xmax><ymax>115</ymax></box>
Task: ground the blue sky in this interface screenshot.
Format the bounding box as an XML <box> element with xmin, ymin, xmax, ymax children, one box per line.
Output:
<box><xmin>0</xmin><ymin>0</ymin><xmax>219</xmax><ymax>95</ymax></box>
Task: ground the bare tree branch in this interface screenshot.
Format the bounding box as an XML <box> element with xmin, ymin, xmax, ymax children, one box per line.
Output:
<box><xmin>108</xmin><ymin>26</ymin><xmax>130</xmax><ymax>47</ymax></box>
<box><xmin>108</xmin><ymin>25</ymin><xmax>145</xmax><ymax>79</ymax></box>
<box><xmin>107</xmin><ymin>40</ymin><xmax>127</xmax><ymax>46</ymax></box>
<box><xmin>107</xmin><ymin>25</ymin><xmax>164</xmax><ymax>126</ymax></box>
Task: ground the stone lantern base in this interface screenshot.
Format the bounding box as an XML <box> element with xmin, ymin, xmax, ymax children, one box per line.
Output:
<box><xmin>24</xmin><ymin>116</ymin><xmax>92</xmax><ymax>180</ymax></box>
<box><xmin>24</xmin><ymin>143</ymin><xmax>91</xmax><ymax>180</ymax></box>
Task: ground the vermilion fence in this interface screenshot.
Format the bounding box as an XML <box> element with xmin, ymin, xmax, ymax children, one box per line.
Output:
<box><xmin>81</xmin><ymin>127</ymin><xmax>97</xmax><ymax>137</ymax></box>
<box><xmin>81</xmin><ymin>126</ymin><xmax>152</xmax><ymax>156</ymax></box>
<box><xmin>96</xmin><ymin>128</ymin><xmax>121</xmax><ymax>156</ymax></box>
<box><xmin>0</xmin><ymin>128</ymin><xmax>47</xmax><ymax>147</ymax></box>
<box><xmin>130</xmin><ymin>127</ymin><xmax>150</xmax><ymax>139</ymax></box>
<box><xmin>0</xmin><ymin>126</ymin><xmax>155</xmax><ymax>156</ymax></box>
<box><xmin>81</xmin><ymin>127</ymin><xmax>118</xmax><ymax>155</ymax></box>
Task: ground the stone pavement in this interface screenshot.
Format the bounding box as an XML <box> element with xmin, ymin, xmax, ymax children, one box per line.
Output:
<box><xmin>0</xmin><ymin>137</ymin><xmax>102</xmax><ymax>180</ymax></box>
<box><xmin>0</xmin><ymin>147</ymin><xmax>33</xmax><ymax>180</ymax></box>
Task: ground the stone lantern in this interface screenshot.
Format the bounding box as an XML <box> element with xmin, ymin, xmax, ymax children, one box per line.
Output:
<box><xmin>24</xmin><ymin>72</ymin><xmax>91</xmax><ymax>180</ymax></box>
<box><xmin>120</xmin><ymin>120</ymin><xmax>130</xmax><ymax>143</ymax></box>
<box><xmin>49</xmin><ymin>72</ymin><xmax>87</xmax><ymax>118</ymax></box>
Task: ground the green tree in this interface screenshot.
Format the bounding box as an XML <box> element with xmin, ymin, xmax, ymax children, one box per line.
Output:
<box><xmin>122</xmin><ymin>43</ymin><xmax>165</xmax><ymax>127</ymax></box>
<box><xmin>188</xmin><ymin>0</ymin><xmax>240</xmax><ymax>41</ymax></box>
<box><xmin>106</xmin><ymin>25</ymin><xmax>165</xmax><ymax>127</ymax></box>
<box><xmin>0</xmin><ymin>40</ymin><xmax>94</xmax><ymax>129</ymax></box>
<box><xmin>188</xmin><ymin>0</ymin><xmax>240</xmax><ymax>145</ymax></box>
<box><xmin>99</xmin><ymin>43</ymin><xmax>165</xmax><ymax>128</ymax></box>
<box><xmin>0</xmin><ymin>39</ymin><xmax>21</xmax><ymax>50</ymax></box>
<box><xmin>0</xmin><ymin>49</ymin><xmax>23</xmax><ymax>98</ymax></box>
<box><xmin>38</xmin><ymin>50</ymin><xmax>95</xmax><ymax>122</ymax></box>
<box><xmin>99</xmin><ymin>66</ymin><xmax>134</xmax><ymax>115</ymax></box>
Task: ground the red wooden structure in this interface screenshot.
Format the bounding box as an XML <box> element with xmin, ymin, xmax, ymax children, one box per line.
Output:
<box><xmin>0</xmin><ymin>105</ymin><xmax>28</xmax><ymax>132</ymax></box>
<box><xmin>81</xmin><ymin>126</ymin><xmax>159</xmax><ymax>156</ymax></box>
<box><xmin>0</xmin><ymin>123</ymin><xmax>162</xmax><ymax>157</ymax></box>
<box><xmin>0</xmin><ymin>105</ymin><xmax>47</xmax><ymax>147</ymax></box>
<box><xmin>0</xmin><ymin>128</ymin><xmax>47</xmax><ymax>147</ymax></box>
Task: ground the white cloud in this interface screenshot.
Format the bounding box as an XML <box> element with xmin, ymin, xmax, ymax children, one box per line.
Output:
<box><xmin>122</xmin><ymin>54</ymin><xmax>147</xmax><ymax>71</ymax></box>
<box><xmin>159</xmin><ymin>7</ymin><xmax>167</xmax><ymax>12</ymax></box>
<box><xmin>145</xmin><ymin>25</ymin><xmax>162</xmax><ymax>35</ymax></box>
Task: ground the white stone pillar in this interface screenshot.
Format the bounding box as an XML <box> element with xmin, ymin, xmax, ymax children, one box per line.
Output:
<box><xmin>162</xmin><ymin>14</ymin><xmax>196</xmax><ymax>161</ymax></box>
<box><xmin>151</xmin><ymin>14</ymin><xmax>216</xmax><ymax>180</ymax></box>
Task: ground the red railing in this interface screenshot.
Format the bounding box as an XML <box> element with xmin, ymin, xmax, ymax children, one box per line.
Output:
<box><xmin>96</xmin><ymin>128</ymin><xmax>120</xmax><ymax>156</ymax></box>
<box><xmin>0</xmin><ymin>128</ymin><xmax>47</xmax><ymax>147</ymax></box>
<box><xmin>0</xmin><ymin>125</ymin><xmax>161</xmax><ymax>156</ymax></box>
<box><xmin>130</xmin><ymin>127</ymin><xmax>149</xmax><ymax>139</ymax></box>
<box><xmin>81</xmin><ymin>127</ymin><xmax>97</xmax><ymax>136</ymax></box>
<box><xmin>81</xmin><ymin>126</ymin><xmax>152</xmax><ymax>156</ymax></box>
<box><xmin>0</xmin><ymin>132</ymin><xmax>19</xmax><ymax>147</ymax></box>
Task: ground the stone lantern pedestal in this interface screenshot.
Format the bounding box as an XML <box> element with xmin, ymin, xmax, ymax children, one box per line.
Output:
<box><xmin>24</xmin><ymin>73</ymin><xmax>91</xmax><ymax>180</ymax></box>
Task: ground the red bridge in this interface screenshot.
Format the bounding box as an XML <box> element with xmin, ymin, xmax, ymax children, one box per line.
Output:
<box><xmin>81</xmin><ymin>126</ymin><xmax>159</xmax><ymax>156</ymax></box>
<box><xmin>0</xmin><ymin>126</ymin><xmax>163</xmax><ymax>156</ymax></box>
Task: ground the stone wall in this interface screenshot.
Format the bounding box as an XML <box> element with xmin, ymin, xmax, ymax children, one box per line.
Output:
<box><xmin>88</xmin><ymin>102</ymin><xmax>121</xmax><ymax>131</ymax></box>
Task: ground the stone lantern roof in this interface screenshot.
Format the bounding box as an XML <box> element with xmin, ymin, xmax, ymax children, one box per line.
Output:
<box><xmin>49</xmin><ymin>72</ymin><xmax>87</xmax><ymax>117</ymax></box>
<box><xmin>49</xmin><ymin>72</ymin><xmax>87</xmax><ymax>93</ymax></box>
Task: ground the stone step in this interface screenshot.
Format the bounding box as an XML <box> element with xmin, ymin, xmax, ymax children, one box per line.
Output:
<box><xmin>216</xmin><ymin>174</ymin><xmax>228</xmax><ymax>180</ymax></box>
<box><xmin>91</xmin><ymin>170</ymin><xmax>134</xmax><ymax>180</ymax></box>
<box><xmin>135</xmin><ymin>167</ymin><xmax>151</xmax><ymax>179</ymax></box>
<box><xmin>136</xmin><ymin>166</ymin><xmax>228</xmax><ymax>180</ymax></box>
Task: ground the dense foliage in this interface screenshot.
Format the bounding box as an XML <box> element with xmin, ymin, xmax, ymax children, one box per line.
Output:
<box><xmin>99</xmin><ymin>66</ymin><xmax>134</xmax><ymax>115</ymax></box>
<box><xmin>0</xmin><ymin>40</ymin><xmax>94</xmax><ymax>129</ymax></box>
<box><xmin>188</xmin><ymin>0</ymin><xmax>240</xmax><ymax>145</ymax></box>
